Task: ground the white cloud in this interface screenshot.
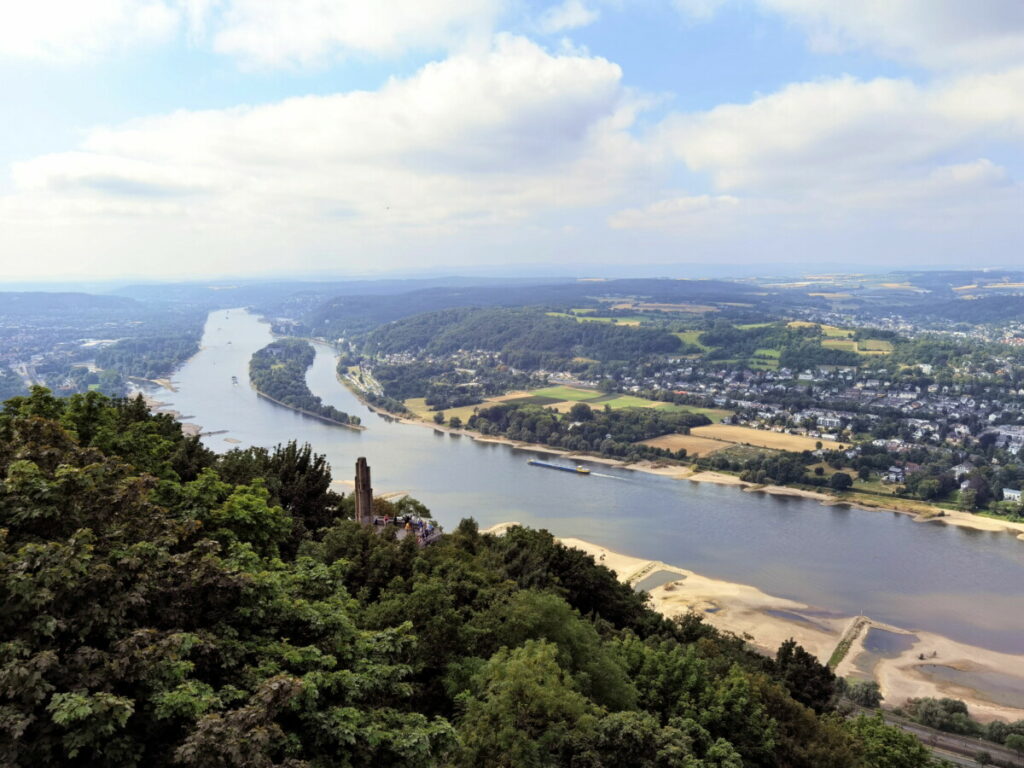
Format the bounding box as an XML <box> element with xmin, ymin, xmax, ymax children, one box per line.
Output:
<box><xmin>607</xmin><ymin>67</ymin><xmax>1023</xmax><ymax>263</ymax></box>
<box><xmin>674</xmin><ymin>0</ymin><xmax>1024</xmax><ymax>70</ymax></box>
<box><xmin>0</xmin><ymin>0</ymin><xmax>504</xmax><ymax>66</ymax></box>
<box><xmin>609</xmin><ymin>194</ymin><xmax>738</xmax><ymax>229</ymax></box>
<box><xmin>659</xmin><ymin>69</ymin><xmax>1024</xmax><ymax>193</ymax></box>
<box><xmin>0</xmin><ymin>0</ymin><xmax>179</xmax><ymax>61</ymax></box>
<box><xmin>210</xmin><ymin>0</ymin><xmax>503</xmax><ymax>68</ymax></box>
<box><xmin>536</xmin><ymin>0</ymin><xmax>600</xmax><ymax>34</ymax></box>
<box><xmin>1</xmin><ymin>36</ymin><xmax>657</xmax><ymax>276</ymax></box>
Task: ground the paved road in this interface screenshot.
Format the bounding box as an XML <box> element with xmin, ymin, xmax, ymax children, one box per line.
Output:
<box><xmin>895</xmin><ymin>719</ymin><xmax>1019</xmax><ymax>765</ymax></box>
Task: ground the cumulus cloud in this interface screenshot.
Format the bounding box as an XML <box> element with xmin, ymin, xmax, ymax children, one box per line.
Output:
<box><xmin>609</xmin><ymin>194</ymin><xmax>738</xmax><ymax>229</ymax></box>
<box><xmin>1</xmin><ymin>36</ymin><xmax>657</xmax><ymax>275</ymax></box>
<box><xmin>209</xmin><ymin>0</ymin><xmax>503</xmax><ymax>68</ymax></box>
<box><xmin>674</xmin><ymin>0</ymin><xmax>1024</xmax><ymax>70</ymax></box>
<box><xmin>608</xmin><ymin>68</ymin><xmax>1023</xmax><ymax>259</ymax></box>
<box><xmin>0</xmin><ymin>0</ymin><xmax>503</xmax><ymax>66</ymax></box>
<box><xmin>659</xmin><ymin>69</ymin><xmax>1024</xmax><ymax>193</ymax></box>
<box><xmin>0</xmin><ymin>0</ymin><xmax>179</xmax><ymax>61</ymax></box>
<box><xmin>536</xmin><ymin>0</ymin><xmax>600</xmax><ymax>34</ymax></box>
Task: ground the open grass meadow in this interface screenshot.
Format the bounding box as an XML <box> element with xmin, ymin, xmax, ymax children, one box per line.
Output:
<box><xmin>529</xmin><ymin>384</ymin><xmax>605</xmax><ymax>401</ymax></box>
<box><xmin>822</xmin><ymin>337</ymin><xmax>893</xmax><ymax>356</ymax></box>
<box><xmin>858</xmin><ymin>338</ymin><xmax>894</xmax><ymax>353</ymax></box>
<box><xmin>674</xmin><ymin>330</ymin><xmax>710</xmax><ymax>350</ymax></box>
<box><xmin>545</xmin><ymin>311</ymin><xmax>644</xmax><ymax>326</ymax></box>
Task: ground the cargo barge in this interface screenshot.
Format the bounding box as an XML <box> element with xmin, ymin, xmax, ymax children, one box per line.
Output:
<box><xmin>527</xmin><ymin>459</ymin><xmax>590</xmax><ymax>474</ymax></box>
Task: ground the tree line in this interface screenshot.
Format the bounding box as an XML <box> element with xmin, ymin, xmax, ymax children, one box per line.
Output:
<box><xmin>0</xmin><ymin>387</ymin><xmax>940</xmax><ymax>766</ymax></box>
<box><xmin>462</xmin><ymin>401</ymin><xmax>712</xmax><ymax>461</ymax></box>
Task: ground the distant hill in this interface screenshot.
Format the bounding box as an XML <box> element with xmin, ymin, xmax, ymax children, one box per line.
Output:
<box><xmin>308</xmin><ymin>278</ymin><xmax>775</xmax><ymax>337</ymax></box>
<box><xmin>364</xmin><ymin>306</ymin><xmax>683</xmax><ymax>366</ymax></box>
<box><xmin>0</xmin><ymin>291</ymin><xmax>140</xmax><ymax>317</ymax></box>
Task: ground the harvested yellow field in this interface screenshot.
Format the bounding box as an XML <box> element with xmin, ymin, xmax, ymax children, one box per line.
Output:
<box><xmin>486</xmin><ymin>391</ymin><xmax>535</xmax><ymax>402</ymax></box>
<box><xmin>691</xmin><ymin>425</ymin><xmax>845</xmax><ymax>452</ymax></box>
<box><xmin>634</xmin><ymin>302</ymin><xmax>718</xmax><ymax>313</ymax></box>
<box><xmin>788</xmin><ymin>321</ymin><xmax>853</xmax><ymax>338</ymax></box>
<box><xmin>404</xmin><ymin>398</ymin><xmax>482</xmax><ymax>423</ymax></box>
<box><xmin>638</xmin><ymin>433</ymin><xmax>730</xmax><ymax>456</ymax></box>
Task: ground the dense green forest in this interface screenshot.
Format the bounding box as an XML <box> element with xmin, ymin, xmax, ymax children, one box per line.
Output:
<box><xmin>95</xmin><ymin>333</ymin><xmax>202</xmax><ymax>379</ymax></box>
<box><xmin>0</xmin><ymin>388</ymin><xmax>939</xmax><ymax>766</ymax></box>
<box><xmin>698</xmin><ymin>323</ymin><xmax>862</xmax><ymax>369</ymax></box>
<box><xmin>249</xmin><ymin>338</ymin><xmax>359</xmax><ymax>426</ymax></box>
<box><xmin>465</xmin><ymin>402</ymin><xmax>712</xmax><ymax>460</ymax></box>
<box><xmin>365</xmin><ymin>308</ymin><xmax>683</xmax><ymax>367</ymax></box>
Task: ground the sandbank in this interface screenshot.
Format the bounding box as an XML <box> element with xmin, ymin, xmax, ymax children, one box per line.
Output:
<box><xmin>519</xmin><ymin>530</ymin><xmax>1024</xmax><ymax>722</ymax></box>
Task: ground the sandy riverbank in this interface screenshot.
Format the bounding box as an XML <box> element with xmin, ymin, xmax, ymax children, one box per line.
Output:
<box><xmin>137</xmin><ymin>392</ymin><xmax>203</xmax><ymax>437</ymax></box>
<box><xmin>481</xmin><ymin>526</ymin><xmax>1024</xmax><ymax>722</ymax></box>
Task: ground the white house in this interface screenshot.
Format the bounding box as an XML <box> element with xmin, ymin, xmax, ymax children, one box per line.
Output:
<box><xmin>1003</xmin><ymin>488</ymin><xmax>1023</xmax><ymax>503</ymax></box>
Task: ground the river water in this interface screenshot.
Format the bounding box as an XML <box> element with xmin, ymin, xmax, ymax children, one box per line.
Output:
<box><xmin>146</xmin><ymin>309</ymin><xmax>1024</xmax><ymax>654</ymax></box>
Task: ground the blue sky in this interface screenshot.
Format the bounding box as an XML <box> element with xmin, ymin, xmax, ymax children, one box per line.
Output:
<box><xmin>0</xmin><ymin>0</ymin><xmax>1022</xmax><ymax>280</ymax></box>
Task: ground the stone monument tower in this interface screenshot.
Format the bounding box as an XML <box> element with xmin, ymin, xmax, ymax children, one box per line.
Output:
<box><xmin>354</xmin><ymin>457</ymin><xmax>372</xmax><ymax>524</ymax></box>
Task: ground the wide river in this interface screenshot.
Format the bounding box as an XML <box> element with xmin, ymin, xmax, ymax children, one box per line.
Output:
<box><xmin>147</xmin><ymin>309</ymin><xmax>1024</xmax><ymax>654</ymax></box>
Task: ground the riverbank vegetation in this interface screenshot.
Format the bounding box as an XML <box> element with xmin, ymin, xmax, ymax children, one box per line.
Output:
<box><xmin>464</xmin><ymin>401</ymin><xmax>713</xmax><ymax>461</ymax></box>
<box><xmin>895</xmin><ymin>698</ymin><xmax>1024</xmax><ymax>757</ymax></box>
<box><xmin>0</xmin><ymin>387</ymin><xmax>940</xmax><ymax>767</ymax></box>
<box><xmin>250</xmin><ymin>338</ymin><xmax>359</xmax><ymax>426</ymax></box>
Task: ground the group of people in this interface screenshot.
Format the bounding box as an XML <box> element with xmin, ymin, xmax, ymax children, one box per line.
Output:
<box><xmin>372</xmin><ymin>514</ymin><xmax>440</xmax><ymax>543</ymax></box>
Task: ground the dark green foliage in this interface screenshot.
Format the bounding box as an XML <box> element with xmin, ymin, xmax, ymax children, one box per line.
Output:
<box><xmin>847</xmin><ymin>714</ymin><xmax>935</xmax><ymax>767</ymax></box>
<box><xmin>902</xmin><ymin>698</ymin><xmax>982</xmax><ymax>737</ymax></box>
<box><xmin>94</xmin><ymin>334</ymin><xmax>200</xmax><ymax>380</ymax></box>
<box><xmin>844</xmin><ymin>680</ymin><xmax>883</xmax><ymax>708</ymax></box>
<box><xmin>773</xmin><ymin>639</ymin><xmax>837</xmax><ymax>714</ymax></box>
<box><xmin>830</xmin><ymin>472</ymin><xmax>854</xmax><ymax>491</ymax></box>
<box><xmin>698</xmin><ymin>322</ymin><xmax>860</xmax><ymax>369</ymax></box>
<box><xmin>249</xmin><ymin>338</ymin><xmax>358</xmax><ymax>425</ymax></box>
<box><xmin>365</xmin><ymin>307</ymin><xmax>682</xmax><ymax>367</ymax></box>
<box><xmin>467</xmin><ymin>401</ymin><xmax>709</xmax><ymax>460</ymax></box>
<box><xmin>0</xmin><ymin>390</ymin><xmax>937</xmax><ymax>767</ymax></box>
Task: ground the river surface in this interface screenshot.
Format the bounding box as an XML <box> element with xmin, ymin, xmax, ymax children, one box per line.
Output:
<box><xmin>145</xmin><ymin>309</ymin><xmax>1024</xmax><ymax>654</ymax></box>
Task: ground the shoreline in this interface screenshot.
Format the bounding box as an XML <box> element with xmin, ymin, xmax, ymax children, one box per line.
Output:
<box><xmin>252</xmin><ymin>388</ymin><xmax>366</xmax><ymax>431</ymax></box>
<box><xmin>335</xmin><ymin>368</ymin><xmax>1024</xmax><ymax>541</ymax></box>
<box><xmin>483</xmin><ymin>526</ymin><xmax>1024</xmax><ymax>723</ymax></box>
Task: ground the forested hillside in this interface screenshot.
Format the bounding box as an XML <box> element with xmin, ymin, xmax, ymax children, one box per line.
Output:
<box><xmin>306</xmin><ymin>278</ymin><xmax>779</xmax><ymax>339</ymax></box>
<box><xmin>365</xmin><ymin>307</ymin><xmax>682</xmax><ymax>367</ymax></box>
<box><xmin>249</xmin><ymin>338</ymin><xmax>359</xmax><ymax>426</ymax></box>
<box><xmin>0</xmin><ymin>388</ymin><xmax>938</xmax><ymax>767</ymax></box>
<box><xmin>94</xmin><ymin>333</ymin><xmax>202</xmax><ymax>379</ymax></box>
